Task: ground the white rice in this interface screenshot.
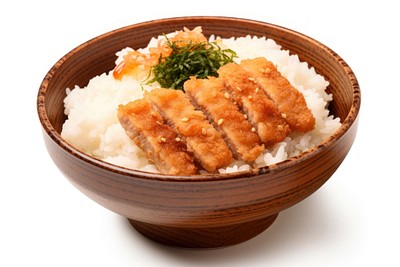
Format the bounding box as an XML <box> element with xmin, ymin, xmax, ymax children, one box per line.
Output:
<box><xmin>61</xmin><ymin>34</ymin><xmax>341</xmax><ymax>174</ymax></box>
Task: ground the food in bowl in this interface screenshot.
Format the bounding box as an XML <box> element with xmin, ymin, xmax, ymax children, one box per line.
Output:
<box><xmin>38</xmin><ymin>17</ymin><xmax>360</xmax><ymax>248</ymax></box>
<box><xmin>61</xmin><ymin>27</ymin><xmax>341</xmax><ymax>175</ymax></box>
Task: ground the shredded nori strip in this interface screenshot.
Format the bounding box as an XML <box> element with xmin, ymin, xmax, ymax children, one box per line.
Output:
<box><xmin>147</xmin><ymin>37</ymin><xmax>237</xmax><ymax>90</ymax></box>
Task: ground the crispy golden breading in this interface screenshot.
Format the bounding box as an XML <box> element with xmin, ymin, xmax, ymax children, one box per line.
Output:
<box><xmin>240</xmin><ymin>57</ymin><xmax>315</xmax><ymax>132</ymax></box>
<box><xmin>118</xmin><ymin>56</ymin><xmax>316</xmax><ymax>175</ymax></box>
<box><xmin>218</xmin><ymin>63</ymin><xmax>290</xmax><ymax>146</ymax></box>
<box><xmin>145</xmin><ymin>88</ymin><xmax>233</xmax><ymax>172</ymax></box>
<box><xmin>118</xmin><ymin>99</ymin><xmax>197</xmax><ymax>175</ymax></box>
<box><xmin>184</xmin><ymin>76</ymin><xmax>264</xmax><ymax>162</ymax></box>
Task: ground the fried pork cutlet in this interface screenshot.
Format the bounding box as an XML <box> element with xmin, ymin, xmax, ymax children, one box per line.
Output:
<box><xmin>118</xmin><ymin>99</ymin><xmax>197</xmax><ymax>175</ymax></box>
<box><xmin>145</xmin><ymin>88</ymin><xmax>233</xmax><ymax>172</ymax></box>
<box><xmin>184</xmin><ymin>76</ymin><xmax>264</xmax><ymax>162</ymax></box>
<box><xmin>240</xmin><ymin>57</ymin><xmax>315</xmax><ymax>132</ymax></box>
<box><xmin>218</xmin><ymin>63</ymin><xmax>290</xmax><ymax>146</ymax></box>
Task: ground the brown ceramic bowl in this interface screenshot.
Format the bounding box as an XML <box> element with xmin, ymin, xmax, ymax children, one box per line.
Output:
<box><xmin>37</xmin><ymin>16</ymin><xmax>360</xmax><ymax>248</ymax></box>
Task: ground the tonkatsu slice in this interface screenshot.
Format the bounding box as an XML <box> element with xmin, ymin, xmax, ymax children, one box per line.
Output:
<box><xmin>218</xmin><ymin>63</ymin><xmax>290</xmax><ymax>146</ymax></box>
<box><xmin>240</xmin><ymin>57</ymin><xmax>315</xmax><ymax>132</ymax></box>
<box><xmin>117</xmin><ymin>99</ymin><xmax>197</xmax><ymax>175</ymax></box>
<box><xmin>184</xmin><ymin>76</ymin><xmax>264</xmax><ymax>162</ymax></box>
<box><xmin>145</xmin><ymin>88</ymin><xmax>233</xmax><ymax>172</ymax></box>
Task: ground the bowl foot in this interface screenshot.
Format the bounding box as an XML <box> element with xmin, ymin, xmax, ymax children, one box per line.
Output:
<box><xmin>128</xmin><ymin>213</ymin><xmax>278</xmax><ymax>248</ymax></box>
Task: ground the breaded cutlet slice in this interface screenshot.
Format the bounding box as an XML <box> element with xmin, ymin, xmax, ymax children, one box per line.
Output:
<box><xmin>118</xmin><ymin>99</ymin><xmax>197</xmax><ymax>175</ymax></box>
<box><xmin>145</xmin><ymin>88</ymin><xmax>233</xmax><ymax>172</ymax></box>
<box><xmin>218</xmin><ymin>63</ymin><xmax>290</xmax><ymax>146</ymax></box>
<box><xmin>184</xmin><ymin>76</ymin><xmax>264</xmax><ymax>163</ymax></box>
<box><xmin>240</xmin><ymin>57</ymin><xmax>315</xmax><ymax>132</ymax></box>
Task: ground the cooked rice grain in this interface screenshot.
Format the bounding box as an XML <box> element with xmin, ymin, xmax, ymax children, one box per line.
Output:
<box><xmin>61</xmin><ymin>35</ymin><xmax>341</xmax><ymax>174</ymax></box>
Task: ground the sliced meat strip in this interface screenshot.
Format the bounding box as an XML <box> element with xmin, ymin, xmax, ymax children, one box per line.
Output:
<box><xmin>184</xmin><ymin>76</ymin><xmax>264</xmax><ymax>162</ymax></box>
<box><xmin>240</xmin><ymin>57</ymin><xmax>315</xmax><ymax>132</ymax></box>
<box><xmin>117</xmin><ymin>99</ymin><xmax>197</xmax><ymax>175</ymax></box>
<box><xmin>218</xmin><ymin>63</ymin><xmax>290</xmax><ymax>146</ymax></box>
<box><xmin>145</xmin><ymin>88</ymin><xmax>233</xmax><ymax>172</ymax></box>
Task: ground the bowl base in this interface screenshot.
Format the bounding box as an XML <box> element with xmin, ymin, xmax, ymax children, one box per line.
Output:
<box><xmin>128</xmin><ymin>213</ymin><xmax>278</xmax><ymax>248</ymax></box>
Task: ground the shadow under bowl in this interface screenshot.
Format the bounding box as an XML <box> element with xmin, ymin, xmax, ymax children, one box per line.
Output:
<box><xmin>37</xmin><ymin>16</ymin><xmax>360</xmax><ymax>248</ymax></box>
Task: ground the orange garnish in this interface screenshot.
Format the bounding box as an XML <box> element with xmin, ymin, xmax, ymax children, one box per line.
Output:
<box><xmin>113</xmin><ymin>27</ymin><xmax>207</xmax><ymax>80</ymax></box>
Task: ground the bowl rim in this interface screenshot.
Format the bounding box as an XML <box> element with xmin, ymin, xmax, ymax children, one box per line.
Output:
<box><xmin>37</xmin><ymin>15</ymin><xmax>361</xmax><ymax>182</ymax></box>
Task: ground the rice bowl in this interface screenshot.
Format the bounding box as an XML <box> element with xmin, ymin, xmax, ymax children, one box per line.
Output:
<box><xmin>37</xmin><ymin>16</ymin><xmax>360</xmax><ymax>248</ymax></box>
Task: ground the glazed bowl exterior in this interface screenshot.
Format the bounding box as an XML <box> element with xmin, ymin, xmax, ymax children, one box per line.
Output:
<box><xmin>37</xmin><ymin>16</ymin><xmax>360</xmax><ymax>248</ymax></box>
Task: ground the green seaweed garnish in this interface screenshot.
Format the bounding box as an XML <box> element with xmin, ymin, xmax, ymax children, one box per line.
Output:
<box><xmin>147</xmin><ymin>37</ymin><xmax>237</xmax><ymax>90</ymax></box>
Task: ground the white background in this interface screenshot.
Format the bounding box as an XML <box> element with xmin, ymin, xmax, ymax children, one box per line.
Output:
<box><xmin>1</xmin><ymin>0</ymin><xmax>399</xmax><ymax>266</ymax></box>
